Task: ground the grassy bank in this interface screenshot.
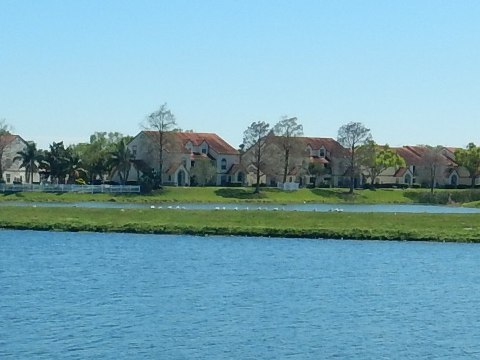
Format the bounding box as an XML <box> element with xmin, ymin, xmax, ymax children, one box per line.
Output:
<box><xmin>2</xmin><ymin>186</ymin><xmax>478</xmax><ymax>205</ymax></box>
<box><xmin>1</xmin><ymin>206</ymin><xmax>479</xmax><ymax>242</ymax></box>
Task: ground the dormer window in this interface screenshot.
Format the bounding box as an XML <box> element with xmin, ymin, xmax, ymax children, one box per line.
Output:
<box><xmin>319</xmin><ymin>148</ymin><xmax>325</xmax><ymax>157</ymax></box>
<box><xmin>202</xmin><ymin>148</ymin><xmax>207</xmax><ymax>154</ymax></box>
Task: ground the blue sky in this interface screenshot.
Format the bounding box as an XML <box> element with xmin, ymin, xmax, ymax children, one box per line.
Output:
<box><xmin>1</xmin><ymin>0</ymin><xmax>479</xmax><ymax>150</ymax></box>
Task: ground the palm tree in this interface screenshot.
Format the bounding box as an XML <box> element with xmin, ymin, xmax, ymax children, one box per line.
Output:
<box><xmin>14</xmin><ymin>142</ymin><xmax>43</xmax><ymax>184</ymax></box>
<box><xmin>107</xmin><ymin>139</ymin><xmax>133</xmax><ymax>185</ymax></box>
<box><xmin>41</xmin><ymin>141</ymin><xmax>70</xmax><ymax>184</ymax></box>
<box><xmin>66</xmin><ymin>151</ymin><xmax>88</xmax><ymax>184</ymax></box>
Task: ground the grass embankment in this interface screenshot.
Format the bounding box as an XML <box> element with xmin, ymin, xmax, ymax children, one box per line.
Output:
<box><xmin>0</xmin><ymin>187</ymin><xmax>466</xmax><ymax>205</ymax></box>
<box><xmin>1</xmin><ymin>206</ymin><xmax>479</xmax><ymax>242</ymax></box>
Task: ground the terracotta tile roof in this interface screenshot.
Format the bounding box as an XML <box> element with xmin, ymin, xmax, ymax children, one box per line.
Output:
<box><xmin>302</xmin><ymin>137</ymin><xmax>347</xmax><ymax>154</ymax></box>
<box><xmin>393</xmin><ymin>146</ymin><xmax>424</xmax><ymax>165</ymax></box>
<box><xmin>263</xmin><ymin>136</ymin><xmax>348</xmax><ymax>158</ymax></box>
<box><xmin>0</xmin><ymin>134</ymin><xmax>19</xmax><ymax>147</ymax></box>
<box><xmin>227</xmin><ymin>163</ymin><xmax>246</xmax><ymax>175</ymax></box>
<box><xmin>165</xmin><ymin>162</ymin><xmax>182</xmax><ymax>175</ymax></box>
<box><xmin>143</xmin><ymin>131</ymin><xmax>238</xmax><ymax>155</ymax></box>
<box><xmin>393</xmin><ymin>145</ymin><xmax>459</xmax><ymax>167</ymax></box>
<box><xmin>393</xmin><ymin>167</ymin><xmax>408</xmax><ymax>177</ymax></box>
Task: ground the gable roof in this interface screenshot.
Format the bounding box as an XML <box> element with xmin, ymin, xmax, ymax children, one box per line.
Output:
<box><xmin>393</xmin><ymin>167</ymin><xmax>412</xmax><ymax>177</ymax></box>
<box><xmin>392</xmin><ymin>145</ymin><xmax>461</xmax><ymax>168</ymax></box>
<box><xmin>227</xmin><ymin>163</ymin><xmax>247</xmax><ymax>175</ymax></box>
<box><xmin>301</xmin><ymin>137</ymin><xmax>347</xmax><ymax>154</ymax></box>
<box><xmin>0</xmin><ymin>134</ymin><xmax>24</xmax><ymax>148</ymax></box>
<box><xmin>142</xmin><ymin>131</ymin><xmax>238</xmax><ymax>155</ymax></box>
<box><xmin>260</xmin><ymin>135</ymin><xmax>348</xmax><ymax>157</ymax></box>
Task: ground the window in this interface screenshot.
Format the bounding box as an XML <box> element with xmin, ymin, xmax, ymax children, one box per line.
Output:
<box><xmin>319</xmin><ymin>148</ymin><xmax>325</xmax><ymax>157</ymax></box>
<box><xmin>201</xmin><ymin>148</ymin><xmax>207</xmax><ymax>154</ymax></box>
<box><xmin>221</xmin><ymin>158</ymin><xmax>227</xmax><ymax>170</ymax></box>
<box><xmin>6</xmin><ymin>174</ymin><xmax>11</xmax><ymax>183</ymax></box>
<box><xmin>132</xmin><ymin>145</ymin><xmax>137</xmax><ymax>158</ymax></box>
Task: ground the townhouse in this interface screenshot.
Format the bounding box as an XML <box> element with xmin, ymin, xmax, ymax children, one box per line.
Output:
<box><xmin>126</xmin><ymin>131</ymin><xmax>245</xmax><ymax>186</ymax></box>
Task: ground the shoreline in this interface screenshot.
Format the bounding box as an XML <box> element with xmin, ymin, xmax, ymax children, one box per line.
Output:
<box><xmin>1</xmin><ymin>206</ymin><xmax>479</xmax><ymax>243</ymax></box>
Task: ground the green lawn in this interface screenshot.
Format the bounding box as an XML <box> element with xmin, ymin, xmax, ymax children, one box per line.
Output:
<box><xmin>2</xmin><ymin>186</ymin><xmax>479</xmax><ymax>205</ymax></box>
<box><xmin>0</xmin><ymin>186</ymin><xmax>425</xmax><ymax>204</ymax></box>
<box><xmin>1</xmin><ymin>206</ymin><xmax>479</xmax><ymax>242</ymax></box>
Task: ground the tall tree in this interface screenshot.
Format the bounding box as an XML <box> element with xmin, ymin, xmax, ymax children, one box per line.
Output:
<box><xmin>190</xmin><ymin>158</ymin><xmax>217</xmax><ymax>186</ymax></box>
<box><xmin>14</xmin><ymin>142</ymin><xmax>43</xmax><ymax>184</ymax></box>
<box><xmin>144</xmin><ymin>103</ymin><xmax>177</xmax><ymax>185</ymax></box>
<box><xmin>41</xmin><ymin>141</ymin><xmax>70</xmax><ymax>184</ymax></box>
<box><xmin>72</xmin><ymin>132</ymin><xmax>125</xmax><ymax>183</ymax></box>
<box><xmin>307</xmin><ymin>161</ymin><xmax>329</xmax><ymax>187</ymax></box>
<box><xmin>0</xmin><ymin>119</ymin><xmax>13</xmax><ymax>181</ymax></box>
<box><xmin>65</xmin><ymin>149</ymin><xmax>87</xmax><ymax>184</ymax></box>
<box><xmin>107</xmin><ymin>138</ymin><xmax>133</xmax><ymax>185</ymax></box>
<box><xmin>273</xmin><ymin>116</ymin><xmax>303</xmax><ymax>183</ymax></box>
<box><xmin>337</xmin><ymin>122</ymin><xmax>372</xmax><ymax>193</ymax></box>
<box><xmin>455</xmin><ymin>143</ymin><xmax>480</xmax><ymax>188</ymax></box>
<box><xmin>243</xmin><ymin>121</ymin><xmax>270</xmax><ymax>194</ymax></box>
<box><xmin>422</xmin><ymin>145</ymin><xmax>445</xmax><ymax>194</ymax></box>
<box><xmin>358</xmin><ymin>141</ymin><xmax>406</xmax><ymax>186</ymax></box>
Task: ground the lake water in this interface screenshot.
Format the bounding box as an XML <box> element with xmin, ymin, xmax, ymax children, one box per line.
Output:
<box><xmin>1</xmin><ymin>230</ymin><xmax>480</xmax><ymax>359</ymax></box>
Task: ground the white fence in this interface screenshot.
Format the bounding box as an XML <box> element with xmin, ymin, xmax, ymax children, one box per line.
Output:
<box><xmin>277</xmin><ymin>182</ymin><xmax>300</xmax><ymax>191</ymax></box>
<box><xmin>0</xmin><ymin>184</ymin><xmax>141</xmax><ymax>194</ymax></box>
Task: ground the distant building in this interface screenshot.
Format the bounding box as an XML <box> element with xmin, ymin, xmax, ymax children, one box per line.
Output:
<box><xmin>125</xmin><ymin>131</ymin><xmax>244</xmax><ymax>186</ymax></box>
<box><xmin>369</xmin><ymin>145</ymin><xmax>475</xmax><ymax>187</ymax></box>
<box><xmin>241</xmin><ymin>134</ymin><xmax>348</xmax><ymax>188</ymax></box>
<box><xmin>0</xmin><ymin>134</ymin><xmax>39</xmax><ymax>184</ymax></box>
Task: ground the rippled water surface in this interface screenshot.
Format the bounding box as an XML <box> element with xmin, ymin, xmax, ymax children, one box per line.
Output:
<box><xmin>1</xmin><ymin>230</ymin><xmax>480</xmax><ymax>359</ymax></box>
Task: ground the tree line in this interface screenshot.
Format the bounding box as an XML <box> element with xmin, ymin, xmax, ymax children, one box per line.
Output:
<box><xmin>2</xmin><ymin>109</ymin><xmax>480</xmax><ymax>193</ymax></box>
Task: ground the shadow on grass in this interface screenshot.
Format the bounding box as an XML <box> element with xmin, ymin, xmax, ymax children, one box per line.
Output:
<box><xmin>1</xmin><ymin>192</ymin><xmax>23</xmax><ymax>198</ymax></box>
<box><xmin>215</xmin><ymin>188</ymin><xmax>266</xmax><ymax>200</ymax></box>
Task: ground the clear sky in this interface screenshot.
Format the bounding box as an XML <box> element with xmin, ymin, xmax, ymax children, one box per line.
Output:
<box><xmin>1</xmin><ymin>0</ymin><xmax>479</xmax><ymax>150</ymax></box>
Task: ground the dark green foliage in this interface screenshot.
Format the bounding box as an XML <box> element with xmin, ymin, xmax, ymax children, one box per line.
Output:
<box><xmin>405</xmin><ymin>189</ymin><xmax>480</xmax><ymax>204</ymax></box>
<box><xmin>214</xmin><ymin>188</ymin><xmax>267</xmax><ymax>200</ymax></box>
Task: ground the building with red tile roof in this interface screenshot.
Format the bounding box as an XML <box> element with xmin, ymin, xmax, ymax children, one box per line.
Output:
<box><xmin>126</xmin><ymin>131</ymin><xmax>243</xmax><ymax>186</ymax></box>
<box><xmin>242</xmin><ymin>135</ymin><xmax>349</xmax><ymax>187</ymax></box>
<box><xmin>368</xmin><ymin>145</ymin><xmax>475</xmax><ymax>187</ymax></box>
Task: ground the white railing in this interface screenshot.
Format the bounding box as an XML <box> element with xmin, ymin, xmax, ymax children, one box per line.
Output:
<box><xmin>0</xmin><ymin>184</ymin><xmax>141</xmax><ymax>193</ymax></box>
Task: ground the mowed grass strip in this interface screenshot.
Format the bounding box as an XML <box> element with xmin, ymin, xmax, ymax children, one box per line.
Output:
<box><xmin>1</xmin><ymin>187</ymin><xmax>479</xmax><ymax>205</ymax></box>
<box><xmin>1</xmin><ymin>206</ymin><xmax>480</xmax><ymax>242</ymax></box>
